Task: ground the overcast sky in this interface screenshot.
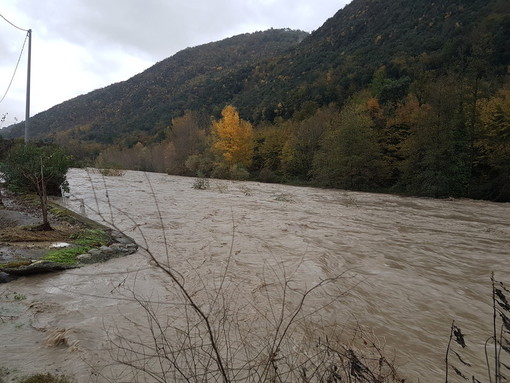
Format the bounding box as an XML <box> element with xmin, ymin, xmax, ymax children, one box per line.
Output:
<box><xmin>0</xmin><ymin>0</ymin><xmax>350</xmax><ymax>128</ymax></box>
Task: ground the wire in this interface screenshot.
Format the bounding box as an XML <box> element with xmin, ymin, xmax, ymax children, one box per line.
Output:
<box><xmin>0</xmin><ymin>12</ymin><xmax>29</xmax><ymax>32</ymax></box>
<box><xmin>0</xmin><ymin>31</ymin><xmax>29</xmax><ymax>105</ymax></box>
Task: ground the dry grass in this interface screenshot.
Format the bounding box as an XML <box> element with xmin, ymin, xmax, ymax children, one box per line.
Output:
<box><xmin>0</xmin><ymin>225</ymin><xmax>81</xmax><ymax>242</ymax></box>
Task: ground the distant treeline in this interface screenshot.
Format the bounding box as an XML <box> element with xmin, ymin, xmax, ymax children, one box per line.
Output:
<box><xmin>2</xmin><ymin>0</ymin><xmax>509</xmax><ymax>201</ymax></box>
<box><xmin>96</xmin><ymin>69</ymin><xmax>510</xmax><ymax>201</ymax></box>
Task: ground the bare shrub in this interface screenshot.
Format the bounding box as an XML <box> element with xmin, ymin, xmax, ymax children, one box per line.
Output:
<box><xmin>445</xmin><ymin>273</ymin><xmax>510</xmax><ymax>383</ymax></box>
<box><xmin>239</xmin><ymin>185</ymin><xmax>252</xmax><ymax>196</ymax></box>
<box><xmin>91</xmin><ymin>163</ymin><xmax>126</xmax><ymax>177</ymax></box>
<box><xmin>215</xmin><ymin>181</ymin><xmax>229</xmax><ymax>193</ymax></box>
<box><xmin>342</xmin><ymin>192</ymin><xmax>360</xmax><ymax>208</ymax></box>
<box><xmin>192</xmin><ymin>175</ymin><xmax>210</xmax><ymax>190</ymax></box>
<box><xmin>97</xmin><ymin>168</ymin><xmax>125</xmax><ymax>177</ymax></box>
<box><xmin>273</xmin><ymin>193</ymin><xmax>294</xmax><ymax>203</ymax></box>
<box><xmin>93</xmin><ymin>157</ymin><xmax>126</xmax><ymax>177</ymax></box>
<box><xmin>81</xmin><ymin>171</ymin><xmax>403</xmax><ymax>383</ymax></box>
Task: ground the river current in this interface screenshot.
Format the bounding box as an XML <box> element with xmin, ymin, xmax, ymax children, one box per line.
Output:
<box><xmin>1</xmin><ymin>168</ymin><xmax>509</xmax><ymax>382</ymax></box>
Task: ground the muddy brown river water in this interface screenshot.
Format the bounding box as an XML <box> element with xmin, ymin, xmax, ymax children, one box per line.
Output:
<box><xmin>1</xmin><ymin>168</ymin><xmax>509</xmax><ymax>382</ymax></box>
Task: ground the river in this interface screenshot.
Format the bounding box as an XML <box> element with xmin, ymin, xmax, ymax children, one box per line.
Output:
<box><xmin>1</xmin><ymin>168</ymin><xmax>509</xmax><ymax>382</ymax></box>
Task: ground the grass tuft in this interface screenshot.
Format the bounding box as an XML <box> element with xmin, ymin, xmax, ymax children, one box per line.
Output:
<box><xmin>43</xmin><ymin>246</ymin><xmax>91</xmax><ymax>264</ymax></box>
<box><xmin>70</xmin><ymin>228</ymin><xmax>110</xmax><ymax>247</ymax></box>
<box><xmin>42</xmin><ymin>229</ymin><xmax>109</xmax><ymax>264</ymax></box>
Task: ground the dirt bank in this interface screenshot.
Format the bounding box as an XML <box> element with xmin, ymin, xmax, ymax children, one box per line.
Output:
<box><xmin>0</xmin><ymin>188</ymin><xmax>137</xmax><ymax>282</ymax></box>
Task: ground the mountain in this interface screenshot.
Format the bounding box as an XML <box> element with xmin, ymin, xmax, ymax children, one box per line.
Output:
<box><xmin>232</xmin><ymin>0</ymin><xmax>509</xmax><ymax>120</ymax></box>
<box><xmin>2</xmin><ymin>29</ymin><xmax>308</xmax><ymax>143</ymax></box>
<box><xmin>3</xmin><ymin>0</ymin><xmax>508</xmax><ymax>145</ymax></box>
<box><xmin>2</xmin><ymin>0</ymin><xmax>509</xmax><ymax>201</ymax></box>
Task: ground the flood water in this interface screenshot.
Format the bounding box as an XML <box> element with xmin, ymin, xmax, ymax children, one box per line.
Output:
<box><xmin>1</xmin><ymin>168</ymin><xmax>509</xmax><ymax>382</ymax></box>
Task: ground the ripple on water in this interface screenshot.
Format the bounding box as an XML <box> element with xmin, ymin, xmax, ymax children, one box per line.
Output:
<box><xmin>2</xmin><ymin>168</ymin><xmax>508</xmax><ymax>382</ymax></box>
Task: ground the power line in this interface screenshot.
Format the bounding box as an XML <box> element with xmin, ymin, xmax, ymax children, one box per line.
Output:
<box><xmin>0</xmin><ymin>12</ymin><xmax>29</xmax><ymax>32</ymax></box>
<box><xmin>0</xmin><ymin>11</ymin><xmax>32</xmax><ymax>140</ymax></box>
<box><xmin>0</xmin><ymin>32</ymin><xmax>29</xmax><ymax>105</ymax></box>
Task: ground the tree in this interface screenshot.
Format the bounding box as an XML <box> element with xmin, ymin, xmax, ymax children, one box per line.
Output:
<box><xmin>211</xmin><ymin>105</ymin><xmax>254</xmax><ymax>174</ymax></box>
<box><xmin>399</xmin><ymin>76</ymin><xmax>471</xmax><ymax>198</ymax></box>
<box><xmin>250</xmin><ymin>123</ymin><xmax>290</xmax><ymax>182</ymax></box>
<box><xmin>476</xmin><ymin>85</ymin><xmax>510</xmax><ymax>201</ymax></box>
<box><xmin>280</xmin><ymin>106</ymin><xmax>336</xmax><ymax>181</ymax></box>
<box><xmin>167</xmin><ymin>110</ymin><xmax>209</xmax><ymax>175</ymax></box>
<box><xmin>0</xmin><ymin>137</ymin><xmax>15</xmax><ymax>207</ymax></box>
<box><xmin>0</xmin><ymin>143</ymin><xmax>73</xmax><ymax>230</ymax></box>
<box><xmin>312</xmin><ymin>101</ymin><xmax>385</xmax><ymax>190</ymax></box>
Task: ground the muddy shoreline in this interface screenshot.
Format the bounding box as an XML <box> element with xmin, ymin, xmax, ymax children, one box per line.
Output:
<box><xmin>0</xmin><ymin>188</ymin><xmax>137</xmax><ymax>282</ymax></box>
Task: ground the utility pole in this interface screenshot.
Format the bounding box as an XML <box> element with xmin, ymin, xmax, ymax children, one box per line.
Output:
<box><xmin>24</xmin><ymin>29</ymin><xmax>32</xmax><ymax>143</ymax></box>
<box><xmin>0</xmin><ymin>13</ymin><xmax>31</xmax><ymax>140</ymax></box>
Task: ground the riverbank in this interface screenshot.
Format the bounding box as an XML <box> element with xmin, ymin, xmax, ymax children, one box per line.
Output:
<box><xmin>0</xmin><ymin>186</ymin><xmax>138</xmax><ymax>382</ymax></box>
<box><xmin>0</xmin><ymin>188</ymin><xmax>137</xmax><ymax>282</ymax></box>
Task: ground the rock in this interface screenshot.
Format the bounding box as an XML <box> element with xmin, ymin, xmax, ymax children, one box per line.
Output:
<box><xmin>87</xmin><ymin>249</ymin><xmax>102</xmax><ymax>256</ymax></box>
<box><xmin>0</xmin><ymin>271</ymin><xmax>17</xmax><ymax>283</ymax></box>
<box><xmin>114</xmin><ymin>236</ymin><xmax>135</xmax><ymax>245</ymax></box>
<box><xmin>110</xmin><ymin>244</ymin><xmax>131</xmax><ymax>253</ymax></box>
<box><xmin>2</xmin><ymin>260</ymin><xmax>77</xmax><ymax>276</ymax></box>
<box><xmin>76</xmin><ymin>253</ymin><xmax>93</xmax><ymax>263</ymax></box>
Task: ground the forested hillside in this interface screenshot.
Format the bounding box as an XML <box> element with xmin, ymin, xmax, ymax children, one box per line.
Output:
<box><xmin>2</xmin><ymin>0</ymin><xmax>509</xmax><ymax>201</ymax></box>
<box><xmin>2</xmin><ymin>29</ymin><xmax>308</xmax><ymax>145</ymax></box>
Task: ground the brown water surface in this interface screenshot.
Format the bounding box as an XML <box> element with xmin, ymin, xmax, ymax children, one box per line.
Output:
<box><xmin>1</xmin><ymin>168</ymin><xmax>508</xmax><ymax>382</ymax></box>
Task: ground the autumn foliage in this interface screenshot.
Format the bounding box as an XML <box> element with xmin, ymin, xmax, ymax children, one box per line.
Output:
<box><xmin>48</xmin><ymin>0</ymin><xmax>509</xmax><ymax>201</ymax></box>
<box><xmin>211</xmin><ymin>105</ymin><xmax>254</xmax><ymax>170</ymax></box>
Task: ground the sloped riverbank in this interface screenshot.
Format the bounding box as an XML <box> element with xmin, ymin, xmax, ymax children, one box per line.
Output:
<box><xmin>0</xmin><ymin>189</ymin><xmax>137</xmax><ymax>282</ymax></box>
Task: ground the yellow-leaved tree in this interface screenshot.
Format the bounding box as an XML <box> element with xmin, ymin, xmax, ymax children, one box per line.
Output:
<box><xmin>211</xmin><ymin>105</ymin><xmax>254</xmax><ymax>172</ymax></box>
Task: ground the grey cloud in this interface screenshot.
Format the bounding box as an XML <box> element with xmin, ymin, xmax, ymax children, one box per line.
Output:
<box><xmin>27</xmin><ymin>0</ymin><xmax>256</xmax><ymax>60</ymax></box>
<box><xmin>27</xmin><ymin>0</ymin><xmax>345</xmax><ymax>61</ymax></box>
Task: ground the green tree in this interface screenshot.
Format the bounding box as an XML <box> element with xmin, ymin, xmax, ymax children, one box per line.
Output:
<box><xmin>0</xmin><ymin>143</ymin><xmax>73</xmax><ymax>230</ymax></box>
<box><xmin>0</xmin><ymin>137</ymin><xmax>15</xmax><ymax>207</ymax></box>
<box><xmin>312</xmin><ymin>101</ymin><xmax>385</xmax><ymax>190</ymax></box>
<box><xmin>250</xmin><ymin>122</ymin><xmax>291</xmax><ymax>182</ymax></box>
<box><xmin>280</xmin><ymin>106</ymin><xmax>336</xmax><ymax>181</ymax></box>
<box><xmin>476</xmin><ymin>86</ymin><xmax>510</xmax><ymax>201</ymax></box>
<box><xmin>399</xmin><ymin>77</ymin><xmax>471</xmax><ymax>198</ymax></box>
<box><xmin>370</xmin><ymin>67</ymin><xmax>411</xmax><ymax>107</ymax></box>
